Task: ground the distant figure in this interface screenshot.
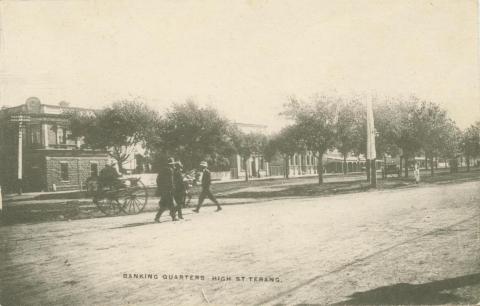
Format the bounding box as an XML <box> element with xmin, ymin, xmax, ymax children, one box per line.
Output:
<box><xmin>193</xmin><ymin>161</ymin><xmax>222</xmax><ymax>213</ymax></box>
<box><xmin>154</xmin><ymin>157</ymin><xmax>177</xmax><ymax>222</ymax></box>
<box><xmin>414</xmin><ymin>163</ymin><xmax>420</xmax><ymax>184</ymax></box>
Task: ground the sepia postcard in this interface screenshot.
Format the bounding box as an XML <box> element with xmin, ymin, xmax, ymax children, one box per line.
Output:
<box><xmin>0</xmin><ymin>0</ymin><xmax>479</xmax><ymax>305</ymax></box>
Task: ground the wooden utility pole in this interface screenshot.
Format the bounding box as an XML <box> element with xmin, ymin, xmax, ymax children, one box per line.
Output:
<box><xmin>11</xmin><ymin>115</ymin><xmax>30</xmax><ymax>194</ymax></box>
<box><xmin>366</xmin><ymin>97</ymin><xmax>377</xmax><ymax>188</ymax></box>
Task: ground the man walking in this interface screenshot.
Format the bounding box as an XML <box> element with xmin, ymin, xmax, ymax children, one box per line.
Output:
<box><xmin>172</xmin><ymin>161</ymin><xmax>185</xmax><ymax>219</ymax></box>
<box><xmin>154</xmin><ymin>157</ymin><xmax>177</xmax><ymax>222</ymax></box>
<box><xmin>193</xmin><ymin>161</ymin><xmax>222</xmax><ymax>213</ymax></box>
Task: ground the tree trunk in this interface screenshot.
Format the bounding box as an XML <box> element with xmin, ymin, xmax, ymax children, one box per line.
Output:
<box><xmin>399</xmin><ymin>156</ymin><xmax>403</xmax><ymax>177</ymax></box>
<box><xmin>404</xmin><ymin>156</ymin><xmax>409</xmax><ymax>178</ymax></box>
<box><xmin>343</xmin><ymin>155</ymin><xmax>347</xmax><ymax>175</ymax></box>
<box><xmin>285</xmin><ymin>156</ymin><xmax>289</xmax><ymax>179</ymax></box>
<box><xmin>383</xmin><ymin>155</ymin><xmax>387</xmax><ymax>179</ymax></box>
<box><xmin>244</xmin><ymin>158</ymin><xmax>249</xmax><ymax>182</ymax></box>
<box><xmin>317</xmin><ymin>155</ymin><xmax>323</xmax><ymax>184</ymax></box>
<box><xmin>467</xmin><ymin>156</ymin><xmax>470</xmax><ymax>172</ymax></box>
<box><xmin>371</xmin><ymin>159</ymin><xmax>377</xmax><ymax>187</ymax></box>
<box><xmin>430</xmin><ymin>156</ymin><xmax>434</xmax><ymax>177</ymax></box>
<box><xmin>425</xmin><ymin>156</ymin><xmax>428</xmax><ymax>170</ymax></box>
<box><xmin>366</xmin><ymin>159</ymin><xmax>370</xmax><ymax>182</ymax></box>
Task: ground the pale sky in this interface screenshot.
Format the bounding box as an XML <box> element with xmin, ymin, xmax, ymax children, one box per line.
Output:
<box><xmin>0</xmin><ymin>0</ymin><xmax>479</xmax><ymax>132</ymax></box>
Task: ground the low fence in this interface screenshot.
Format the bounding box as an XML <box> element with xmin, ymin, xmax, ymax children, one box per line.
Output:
<box><xmin>211</xmin><ymin>171</ymin><xmax>231</xmax><ymax>181</ymax></box>
<box><xmin>124</xmin><ymin>171</ymin><xmax>232</xmax><ymax>187</ymax></box>
<box><xmin>268</xmin><ymin>165</ymin><xmax>284</xmax><ymax>177</ymax></box>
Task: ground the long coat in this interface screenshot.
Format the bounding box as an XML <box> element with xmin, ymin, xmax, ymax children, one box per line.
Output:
<box><xmin>156</xmin><ymin>166</ymin><xmax>174</xmax><ymax>193</ymax></box>
<box><xmin>173</xmin><ymin>168</ymin><xmax>186</xmax><ymax>193</ymax></box>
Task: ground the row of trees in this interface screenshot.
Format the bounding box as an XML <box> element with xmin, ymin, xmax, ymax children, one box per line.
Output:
<box><xmin>67</xmin><ymin>100</ymin><xmax>267</xmax><ymax>180</ymax></box>
<box><xmin>266</xmin><ymin>95</ymin><xmax>477</xmax><ymax>184</ymax></box>
<box><xmin>66</xmin><ymin>95</ymin><xmax>480</xmax><ymax>184</ymax></box>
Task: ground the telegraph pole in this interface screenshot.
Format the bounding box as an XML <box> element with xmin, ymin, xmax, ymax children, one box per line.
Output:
<box><xmin>11</xmin><ymin>115</ymin><xmax>30</xmax><ymax>194</ymax></box>
<box><xmin>366</xmin><ymin>97</ymin><xmax>377</xmax><ymax>187</ymax></box>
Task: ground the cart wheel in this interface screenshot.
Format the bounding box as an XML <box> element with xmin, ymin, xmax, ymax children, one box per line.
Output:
<box><xmin>95</xmin><ymin>197</ymin><xmax>122</xmax><ymax>216</ymax></box>
<box><xmin>120</xmin><ymin>181</ymin><xmax>148</xmax><ymax>214</ymax></box>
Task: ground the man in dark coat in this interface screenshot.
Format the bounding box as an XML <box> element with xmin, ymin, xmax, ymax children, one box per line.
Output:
<box><xmin>98</xmin><ymin>160</ymin><xmax>122</xmax><ymax>190</ymax></box>
<box><xmin>172</xmin><ymin>161</ymin><xmax>185</xmax><ymax>219</ymax></box>
<box><xmin>193</xmin><ymin>161</ymin><xmax>222</xmax><ymax>213</ymax></box>
<box><xmin>154</xmin><ymin>157</ymin><xmax>177</xmax><ymax>222</ymax></box>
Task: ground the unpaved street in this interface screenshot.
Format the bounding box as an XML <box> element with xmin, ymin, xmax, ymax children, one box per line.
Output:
<box><xmin>1</xmin><ymin>181</ymin><xmax>480</xmax><ymax>305</ymax></box>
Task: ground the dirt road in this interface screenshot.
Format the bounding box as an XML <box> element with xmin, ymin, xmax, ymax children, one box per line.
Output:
<box><xmin>1</xmin><ymin>180</ymin><xmax>479</xmax><ymax>305</ymax></box>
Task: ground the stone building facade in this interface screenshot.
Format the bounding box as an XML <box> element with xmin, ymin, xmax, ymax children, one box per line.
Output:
<box><xmin>0</xmin><ymin>97</ymin><xmax>109</xmax><ymax>193</ymax></box>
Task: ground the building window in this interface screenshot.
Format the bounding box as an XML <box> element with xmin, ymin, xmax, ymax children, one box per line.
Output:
<box><xmin>90</xmin><ymin>163</ymin><xmax>98</xmax><ymax>177</ymax></box>
<box><xmin>60</xmin><ymin>162</ymin><xmax>69</xmax><ymax>181</ymax></box>
<box><xmin>66</xmin><ymin>129</ymin><xmax>75</xmax><ymax>145</ymax></box>
<box><xmin>29</xmin><ymin>124</ymin><xmax>41</xmax><ymax>145</ymax></box>
<box><xmin>49</xmin><ymin>125</ymin><xmax>57</xmax><ymax>145</ymax></box>
<box><xmin>57</xmin><ymin>127</ymin><xmax>67</xmax><ymax>144</ymax></box>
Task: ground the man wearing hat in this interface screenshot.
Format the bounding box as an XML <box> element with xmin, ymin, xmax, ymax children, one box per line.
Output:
<box><xmin>154</xmin><ymin>157</ymin><xmax>177</xmax><ymax>222</ymax></box>
<box><xmin>193</xmin><ymin>161</ymin><xmax>222</xmax><ymax>213</ymax></box>
<box><xmin>172</xmin><ymin>160</ymin><xmax>186</xmax><ymax>219</ymax></box>
<box><xmin>98</xmin><ymin>159</ymin><xmax>122</xmax><ymax>190</ymax></box>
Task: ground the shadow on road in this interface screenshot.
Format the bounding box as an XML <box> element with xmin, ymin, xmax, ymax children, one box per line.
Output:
<box><xmin>109</xmin><ymin>212</ymin><xmax>197</xmax><ymax>229</ymax></box>
<box><xmin>334</xmin><ymin>273</ymin><xmax>480</xmax><ymax>305</ymax></box>
<box><xmin>112</xmin><ymin>221</ymin><xmax>156</xmax><ymax>228</ymax></box>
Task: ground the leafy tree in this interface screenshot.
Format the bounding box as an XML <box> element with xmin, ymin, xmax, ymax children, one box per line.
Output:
<box><xmin>439</xmin><ymin>120</ymin><xmax>461</xmax><ymax>170</ymax></box>
<box><xmin>265</xmin><ymin>125</ymin><xmax>305</xmax><ymax>179</ymax></box>
<box><xmin>372</xmin><ymin>102</ymin><xmax>400</xmax><ymax>158</ymax></box>
<box><xmin>409</xmin><ymin>100</ymin><xmax>450</xmax><ymax>176</ymax></box>
<box><xmin>282</xmin><ymin>95</ymin><xmax>338</xmax><ymax>184</ymax></box>
<box><xmin>149</xmin><ymin>100</ymin><xmax>235</xmax><ymax>171</ymax></box>
<box><xmin>230</xmin><ymin>130</ymin><xmax>268</xmax><ymax>181</ymax></box>
<box><xmin>460</xmin><ymin>123</ymin><xmax>480</xmax><ymax>172</ymax></box>
<box><xmin>381</xmin><ymin>97</ymin><xmax>422</xmax><ymax>177</ymax></box>
<box><xmin>336</xmin><ymin>99</ymin><xmax>364</xmax><ymax>174</ymax></box>
<box><xmin>371</xmin><ymin>101</ymin><xmax>401</xmax><ymax>178</ymax></box>
<box><xmin>67</xmin><ymin>100</ymin><xmax>159</xmax><ymax>173</ymax></box>
<box><xmin>372</xmin><ymin>97</ymin><xmax>459</xmax><ymax>178</ymax></box>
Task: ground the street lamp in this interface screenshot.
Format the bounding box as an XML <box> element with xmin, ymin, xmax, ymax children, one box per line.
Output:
<box><xmin>10</xmin><ymin>114</ymin><xmax>30</xmax><ymax>194</ymax></box>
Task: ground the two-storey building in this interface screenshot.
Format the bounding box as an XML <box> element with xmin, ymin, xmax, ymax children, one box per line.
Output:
<box><xmin>0</xmin><ymin>97</ymin><xmax>109</xmax><ymax>193</ymax></box>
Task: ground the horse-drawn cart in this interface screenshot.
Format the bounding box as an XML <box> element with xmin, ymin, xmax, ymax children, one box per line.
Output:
<box><xmin>86</xmin><ymin>177</ymin><xmax>148</xmax><ymax>216</ymax></box>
